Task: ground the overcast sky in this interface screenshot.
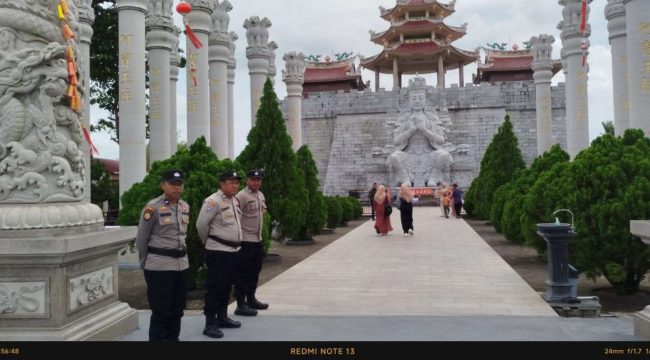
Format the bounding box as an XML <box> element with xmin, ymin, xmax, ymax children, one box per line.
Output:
<box><xmin>92</xmin><ymin>0</ymin><xmax>614</xmax><ymax>160</ymax></box>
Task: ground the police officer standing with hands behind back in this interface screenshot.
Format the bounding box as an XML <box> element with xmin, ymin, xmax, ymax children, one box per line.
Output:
<box><xmin>234</xmin><ymin>170</ymin><xmax>269</xmax><ymax>316</ymax></box>
<box><xmin>196</xmin><ymin>170</ymin><xmax>244</xmax><ymax>339</ymax></box>
<box><xmin>135</xmin><ymin>170</ymin><xmax>191</xmax><ymax>342</ymax></box>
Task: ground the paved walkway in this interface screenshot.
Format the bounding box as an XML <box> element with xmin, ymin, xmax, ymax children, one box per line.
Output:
<box><xmin>243</xmin><ymin>207</ymin><xmax>555</xmax><ymax>316</ymax></box>
<box><xmin>121</xmin><ymin>208</ymin><xmax>639</xmax><ymax>341</ymax></box>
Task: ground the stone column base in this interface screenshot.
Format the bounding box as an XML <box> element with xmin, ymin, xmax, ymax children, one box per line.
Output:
<box><xmin>0</xmin><ymin>302</ymin><xmax>138</xmax><ymax>341</ymax></box>
<box><xmin>0</xmin><ymin>226</ymin><xmax>139</xmax><ymax>341</ymax></box>
<box><xmin>634</xmin><ymin>306</ymin><xmax>650</xmax><ymax>340</ymax></box>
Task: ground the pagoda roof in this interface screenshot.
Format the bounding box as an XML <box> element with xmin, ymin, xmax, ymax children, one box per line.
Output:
<box><xmin>477</xmin><ymin>48</ymin><xmax>562</xmax><ymax>73</ymax></box>
<box><xmin>380</xmin><ymin>0</ymin><xmax>455</xmax><ymax>20</ymax></box>
<box><xmin>304</xmin><ymin>59</ymin><xmax>363</xmax><ymax>83</ymax></box>
<box><xmin>370</xmin><ymin>19</ymin><xmax>466</xmax><ymax>44</ymax></box>
<box><xmin>361</xmin><ymin>40</ymin><xmax>478</xmax><ymax>74</ymax></box>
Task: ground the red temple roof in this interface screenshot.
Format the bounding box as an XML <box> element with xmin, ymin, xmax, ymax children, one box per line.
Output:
<box><xmin>392</xmin><ymin>41</ymin><xmax>441</xmax><ymax>53</ymax></box>
<box><xmin>380</xmin><ymin>0</ymin><xmax>455</xmax><ymax>20</ymax></box>
<box><xmin>305</xmin><ymin>66</ymin><xmax>358</xmax><ymax>83</ymax></box>
<box><xmin>479</xmin><ymin>54</ymin><xmax>534</xmax><ymax>71</ymax></box>
<box><xmin>474</xmin><ymin>48</ymin><xmax>562</xmax><ymax>83</ymax></box>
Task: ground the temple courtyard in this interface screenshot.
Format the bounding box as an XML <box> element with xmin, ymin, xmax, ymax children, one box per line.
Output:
<box><xmin>121</xmin><ymin>208</ymin><xmax>638</xmax><ymax>341</ymax></box>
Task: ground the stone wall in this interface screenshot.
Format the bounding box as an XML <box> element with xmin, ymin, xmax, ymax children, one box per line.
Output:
<box><xmin>281</xmin><ymin>81</ymin><xmax>567</xmax><ymax>195</ymax></box>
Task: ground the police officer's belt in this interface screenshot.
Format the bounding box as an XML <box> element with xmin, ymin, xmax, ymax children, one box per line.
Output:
<box><xmin>208</xmin><ymin>235</ymin><xmax>241</xmax><ymax>248</ymax></box>
<box><xmin>148</xmin><ymin>246</ymin><xmax>187</xmax><ymax>258</ymax></box>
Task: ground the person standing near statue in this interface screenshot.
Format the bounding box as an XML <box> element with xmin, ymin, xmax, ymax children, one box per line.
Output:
<box><xmin>234</xmin><ymin>170</ymin><xmax>269</xmax><ymax>317</ymax></box>
<box><xmin>135</xmin><ymin>170</ymin><xmax>190</xmax><ymax>342</ymax></box>
<box><xmin>196</xmin><ymin>171</ymin><xmax>244</xmax><ymax>339</ymax></box>
<box><xmin>373</xmin><ymin>185</ymin><xmax>393</xmax><ymax>236</ymax></box>
<box><xmin>451</xmin><ymin>183</ymin><xmax>464</xmax><ymax>219</ymax></box>
<box><xmin>369</xmin><ymin>183</ymin><xmax>378</xmax><ymax>220</ymax></box>
<box><xmin>398</xmin><ymin>183</ymin><xmax>415</xmax><ymax>236</ymax></box>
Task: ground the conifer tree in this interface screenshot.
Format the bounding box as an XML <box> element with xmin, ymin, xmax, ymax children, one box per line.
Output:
<box><xmin>237</xmin><ymin>79</ymin><xmax>308</xmax><ymax>239</ymax></box>
<box><xmin>464</xmin><ymin>115</ymin><xmax>525</xmax><ymax>219</ymax></box>
<box><xmin>295</xmin><ymin>145</ymin><xmax>327</xmax><ymax>240</ymax></box>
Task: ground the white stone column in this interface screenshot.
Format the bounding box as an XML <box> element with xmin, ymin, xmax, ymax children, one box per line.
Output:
<box><xmin>227</xmin><ymin>31</ymin><xmax>237</xmax><ymax>159</ymax></box>
<box><xmin>624</xmin><ymin>0</ymin><xmax>650</xmax><ymax>136</ymax></box>
<box><xmin>458</xmin><ymin>61</ymin><xmax>465</xmax><ymax>87</ymax></box>
<box><xmin>145</xmin><ymin>2</ymin><xmax>174</xmax><ymax>163</ymax></box>
<box><xmin>606</xmin><ymin>0</ymin><xmax>629</xmax><ymax>134</ymax></box>
<box><xmin>437</xmin><ymin>56</ymin><xmax>444</xmax><ymax>87</ymax></box>
<box><xmin>283</xmin><ymin>52</ymin><xmax>306</xmax><ymax>151</ymax></box>
<box><xmin>78</xmin><ymin>0</ymin><xmax>94</xmax><ymax>203</ymax></box>
<box><xmin>208</xmin><ymin>0</ymin><xmax>231</xmax><ymax>158</ymax></box>
<box><xmin>531</xmin><ymin>34</ymin><xmax>556</xmax><ymax>155</ymax></box>
<box><xmin>392</xmin><ymin>57</ymin><xmax>399</xmax><ymax>90</ymax></box>
<box><xmin>559</xmin><ymin>0</ymin><xmax>591</xmax><ymax>159</ymax></box>
<box><xmin>244</xmin><ymin>16</ymin><xmax>271</xmax><ymax>126</ymax></box>
<box><xmin>186</xmin><ymin>0</ymin><xmax>213</xmax><ymax>146</ymax></box>
<box><xmin>268</xmin><ymin>41</ymin><xmax>278</xmax><ymax>86</ymax></box>
<box><xmin>375</xmin><ymin>70</ymin><xmax>380</xmax><ymax>92</ymax></box>
<box><xmin>170</xmin><ymin>26</ymin><xmax>181</xmax><ymax>153</ymax></box>
<box><xmin>117</xmin><ymin>0</ymin><xmax>148</xmax><ymax>198</ymax></box>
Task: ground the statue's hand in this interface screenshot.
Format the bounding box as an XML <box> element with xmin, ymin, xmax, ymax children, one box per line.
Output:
<box><xmin>416</xmin><ymin>118</ymin><xmax>426</xmax><ymax>131</ymax></box>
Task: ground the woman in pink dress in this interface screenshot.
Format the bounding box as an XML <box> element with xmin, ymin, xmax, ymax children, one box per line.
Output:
<box><xmin>373</xmin><ymin>185</ymin><xmax>393</xmax><ymax>236</ymax></box>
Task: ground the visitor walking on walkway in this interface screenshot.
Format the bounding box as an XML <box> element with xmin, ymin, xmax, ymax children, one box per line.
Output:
<box><xmin>373</xmin><ymin>185</ymin><xmax>393</xmax><ymax>236</ymax></box>
<box><xmin>135</xmin><ymin>170</ymin><xmax>190</xmax><ymax>342</ymax></box>
<box><xmin>452</xmin><ymin>183</ymin><xmax>463</xmax><ymax>219</ymax></box>
<box><xmin>398</xmin><ymin>183</ymin><xmax>414</xmax><ymax>236</ymax></box>
<box><xmin>368</xmin><ymin>183</ymin><xmax>378</xmax><ymax>220</ymax></box>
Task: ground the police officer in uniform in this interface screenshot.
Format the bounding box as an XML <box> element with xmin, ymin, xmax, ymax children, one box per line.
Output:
<box><xmin>196</xmin><ymin>170</ymin><xmax>244</xmax><ymax>339</ymax></box>
<box><xmin>135</xmin><ymin>170</ymin><xmax>190</xmax><ymax>342</ymax></box>
<box><xmin>233</xmin><ymin>170</ymin><xmax>269</xmax><ymax>316</ymax></box>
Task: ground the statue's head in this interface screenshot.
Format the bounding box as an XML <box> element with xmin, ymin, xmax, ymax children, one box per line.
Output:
<box><xmin>408</xmin><ymin>89</ymin><xmax>427</xmax><ymax>111</ymax></box>
<box><xmin>406</xmin><ymin>76</ymin><xmax>428</xmax><ymax>110</ymax></box>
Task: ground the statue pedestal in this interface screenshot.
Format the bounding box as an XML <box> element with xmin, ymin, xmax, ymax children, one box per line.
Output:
<box><xmin>0</xmin><ymin>226</ymin><xmax>139</xmax><ymax>340</ymax></box>
<box><xmin>631</xmin><ymin>220</ymin><xmax>650</xmax><ymax>340</ymax></box>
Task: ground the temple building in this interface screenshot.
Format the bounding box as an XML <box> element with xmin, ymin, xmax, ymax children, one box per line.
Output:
<box><xmin>474</xmin><ymin>44</ymin><xmax>563</xmax><ymax>84</ymax></box>
<box><xmin>303</xmin><ymin>55</ymin><xmax>367</xmax><ymax>97</ymax></box>
<box><xmin>360</xmin><ymin>0</ymin><xmax>478</xmax><ymax>90</ymax></box>
<box><xmin>282</xmin><ymin>0</ymin><xmax>568</xmax><ymax>195</ymax></box>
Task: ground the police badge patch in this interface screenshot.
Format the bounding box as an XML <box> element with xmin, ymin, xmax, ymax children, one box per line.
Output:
<box><xmin>144</xmin><ymin>207</ymin><xmax>154</xmax><ymax>221</ymax></box>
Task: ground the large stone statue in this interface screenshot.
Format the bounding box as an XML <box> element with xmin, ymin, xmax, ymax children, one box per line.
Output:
<box><xmin>387</xmin><ymin>77</ymin><xmax>454</xmax><ymax>187</ymax></box>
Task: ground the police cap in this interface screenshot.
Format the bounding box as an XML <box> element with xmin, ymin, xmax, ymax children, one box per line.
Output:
<box><xmin>161</xmin><ymin>169</ymin><xmax>185</xmax><ymax>183</ymax></box>
<box><xmin>220</xmin><ymin>170</ymin><xmax>242</xmax><ymax>182</ymax></box>
<box><xmin>247</xmin><ymin>170</ymin><xmax>263</xmax><ymax>179</ymax></box>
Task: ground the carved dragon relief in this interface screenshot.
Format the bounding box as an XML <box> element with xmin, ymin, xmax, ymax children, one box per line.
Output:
<box><xmin>0</xmin><ymin>1</ymin><xmax>87</xmax><ymax>204</ymax></box>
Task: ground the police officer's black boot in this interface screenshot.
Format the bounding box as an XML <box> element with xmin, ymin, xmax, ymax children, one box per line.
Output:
<box><xmin>247</xmin><ymin>295</ymin><xmax>269</xmax><ymax>310</ymax></box>
<box><xmin>203</xmin><ymin>316</ymin><xmax>224</xmax><ymax>339</ymax></box>
<box><xmin>217</xmin><ymin>309</ymin><xmax>242</xmax><ymax>328</ymax></box>
<box><xmin>234</xmin><ymin>296</ymin><xmax>258</xmax><ymax>316</ymax></box>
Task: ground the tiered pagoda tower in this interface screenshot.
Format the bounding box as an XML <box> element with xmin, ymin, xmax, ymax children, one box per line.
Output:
<box><xmin>361</xmin><ymin>0</ymin><xmax>478</xmax><ymax>90</ymax></box>
<box><xmin>474</xmin><ymin>44</ymin><xmax>562</xmax><ymax>84</ymax></box>
<box><xmin>303</xmin><ymin>55</ymin><xmax>367</xmax><ymax>97</ymax></box>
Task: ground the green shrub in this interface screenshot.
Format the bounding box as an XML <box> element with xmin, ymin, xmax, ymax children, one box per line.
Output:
<box><xmin>326</xmin><ymin>196</ymin><xmax>342</xmax><ymax>229</ymax></box>
<box><xmin>464</xmin><ymin>115</ymin><xmax>525</xmax><ymax>219</ymax></box>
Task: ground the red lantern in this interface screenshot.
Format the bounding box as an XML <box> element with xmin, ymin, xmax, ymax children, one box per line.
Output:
<box><xmin>176</xmin><ymin>1</ymin><xmax>203</xmax><ymax>49</ymax></box>
<box><xmin>175</xmin><ymin>1</ymin><xmax>191</xmax><ymax>14</ymax></box>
